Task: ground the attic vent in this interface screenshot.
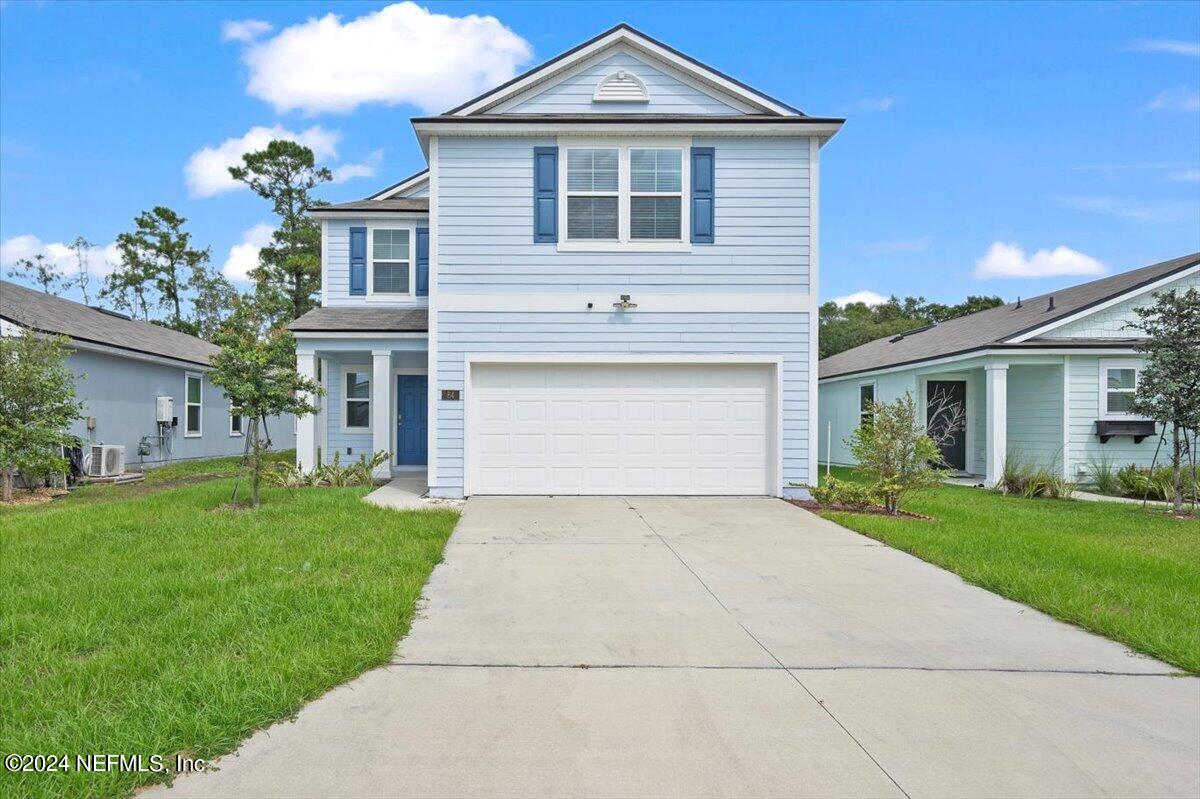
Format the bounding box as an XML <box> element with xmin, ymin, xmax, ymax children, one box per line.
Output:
<box><xmin>888</xmin><ymin>322</ymin><xmax>937</xmax><ymax>343</ymax></box>
<box><xmin>593</xmin><ymin>70</ymin><xmax>649</xmax><ymax>103</ymax></box>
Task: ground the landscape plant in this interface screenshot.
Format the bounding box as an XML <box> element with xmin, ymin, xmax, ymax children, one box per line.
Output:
<box><xmin>847</xmin><ymin>391</ymin><xmax>947</xmax><ymax>514</ymax></box>
<box><xmin>208</xmin><ymin>298</ymin><xmax>321</xmax><ymax>508</ymax></box>
<box><xmin>1126</xmin><ymin>286</ymin><xmax>1200</xmax><ymax>514</ymax></box>
<box><xmin>1000</xmin><ymin>455</ymin><xmax>1075</xmax><ymax>499</ymax></box>
<box><xmin>0</xmin><ymin>328</ymin><xmax>82</xmax><ymax>502</ymax></box>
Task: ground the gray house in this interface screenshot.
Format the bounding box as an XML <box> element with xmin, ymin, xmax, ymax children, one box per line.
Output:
<box><xmin>817</xmin><ymin>253</ymin><xmax>1200</xmax><ymax>487</ymax></box>
<box><xmin>0</xmin><ymin>280</ymin><xmax>295</xmax><ymax>471</ymax></box>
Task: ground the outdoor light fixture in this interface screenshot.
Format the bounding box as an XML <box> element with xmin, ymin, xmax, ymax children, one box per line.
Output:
<box><xmin>613</xmin><ymin>294</ymin><xmax>638</xmax><ymax>311</ymax></box>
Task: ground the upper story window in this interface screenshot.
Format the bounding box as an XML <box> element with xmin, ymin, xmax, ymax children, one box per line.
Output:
<box><xmin>1100</xmin><ymin>360</ymin><xmax>1141</xmax><ymax>418</ymax></box>
<box><xmin>566</xmin><ymin>149</ymin><xmax>619</xmax><ymax>240</ymax></box>
<box><xmin>560</xmin><ymin>142</ymin><xmax>690</xmax><ymax>250</ymax></box>
<box><xmin>372</xmin><ymin>229</ymin><xmax>410</xmax><ymax>294</ymax></box>
<box><xmin>630</xmin><ymin>149</ymin><xmax>682</xmax><ymax>240</ymax></box>
<box><xmin>184</xmin><ymin>373</ymin><xmax>202</xmax><ymax>437</ymax></box>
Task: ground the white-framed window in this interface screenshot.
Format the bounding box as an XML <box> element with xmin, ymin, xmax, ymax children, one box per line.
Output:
<box><xmin>566</xmin><ymin>148</ymin><xmax>619</xmax><ymax>241</ymax></box>
<box><xmin>342</xmin><ymin>365</ymin><xmax>371</xmax><ymax>431</ymax></box>
<box><xmin>184</xmin><ymin>373</ymin><xmax>202</xmax><ymax>437</ymax></box>
<box><xmin>858</xmin><ymin>382</ymin><xmax>876</xmax><ymax>426</ymax></box>
<box><xmin>1099</xmin><ymin>359</ymin><xmax>1142</xmax><ymax>419</ymax></box>
<box><xmin>629</xmin><ymin>148</ymin><xmax>683</xmax><ymax>240</ymax></box>
<box><xmin>560</xmin><ymin>140</ymin><xmax>690</xmax><ymax>251</ymax></box>
<box><xmin>370</xmin><ymin>228</ymin><xmax>410</xmax><ymax>295</ymax></box>
<box><xmin>229</xmin><ymin>404</ymin><xmax>244</xmax><ymax>437</ymax></box>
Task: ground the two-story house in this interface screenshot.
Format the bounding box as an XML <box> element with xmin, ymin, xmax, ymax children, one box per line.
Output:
<box><xmin>290</xmin><ymin>24</ymin><xmax>842</xmax><ymax>499</ymax></box>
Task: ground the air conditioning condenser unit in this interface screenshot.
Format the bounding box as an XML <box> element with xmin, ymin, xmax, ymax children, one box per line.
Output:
<box><xmin>89</xmin><ymin>444</ymin><xmax>126</xmax><ymax>478</ymax></box>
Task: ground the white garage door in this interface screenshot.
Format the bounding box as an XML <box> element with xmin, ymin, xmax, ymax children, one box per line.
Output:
<box><xmin>468</xmin><ymin>363</ymin><xmax>774</xmax><ymax>495</ymax></box>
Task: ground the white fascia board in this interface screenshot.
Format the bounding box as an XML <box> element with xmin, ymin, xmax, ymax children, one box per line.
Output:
<box><xmin>308</xmin><ymin>211</ymin><xmax>429</xmax><ymax>222</ymax></box>
<box><xmin>372</xmin><ymin>171</ymin><xmax>430</xmax><ymax>200</ymax></box>
<box><xmin>818</xmin><ymin>346</ymin><xmax>1143</xmax><ymax>384</ymax></box>
<box><xmin>452</xmin><ymin>28</ymin><xmax>795</xmax><ymax>118</ymax></box>
<box><xmin>436</xmin><ymin>292</ymin><xmax>814</xmax><ymax>313</ymax></box>
<box><xmin>293</xmin><ymin>332</ymin><xmax>428</xmax><ymax>340</ymax></box>
<box><xmin>1007</xmin><ymin>262</ymin><xmax>1199</xmax><ymax>343</ymax></box>
<box><xmin>416</xmin><ymin>120</ymin><xmax>841</xmax><ymax>140</ymax></box>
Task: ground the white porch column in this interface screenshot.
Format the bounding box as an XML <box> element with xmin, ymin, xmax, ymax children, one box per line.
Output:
<box><xmin>296</xmin><ymin>351</ymin><xmax>318</xmax><ymax>473</ymax></box>
<box><xmin>371</xmin><ymin>350</ymin><xmax>392</xmax><ymax>479</ymax></box>
<box><xmin>984</xmin><ymin>362</ymin><xmax>1009</xmax><ymax>488</ymax></box>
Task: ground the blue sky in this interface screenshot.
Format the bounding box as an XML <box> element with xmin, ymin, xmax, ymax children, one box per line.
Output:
<box><xmin>2</xmin><ymin>1</ymin><xmax>1198</xmax><ymax>307</ymax></box>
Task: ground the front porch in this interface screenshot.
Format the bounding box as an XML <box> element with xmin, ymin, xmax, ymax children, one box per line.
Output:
<box><xmin>295</xmin><ymin>337</ymin><xmax>430</xmax><ymax>479</ymax></box>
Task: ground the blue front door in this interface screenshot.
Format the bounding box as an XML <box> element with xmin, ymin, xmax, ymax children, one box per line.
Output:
<box><xmin>396</xmin><ymin>375</ymin><xmax>428</xmax><ymax>466</ymax></box>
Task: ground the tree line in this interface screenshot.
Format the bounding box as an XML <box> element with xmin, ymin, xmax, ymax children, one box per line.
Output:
<box><xmin>819</xmin><ymin>294</ymin><xmax>1006</xmax><ymax>359</ymax></box>
<box><xmin>6</xmin><ymin>140</ymin><xmax>330</xmax><ymax>337</ymax></box>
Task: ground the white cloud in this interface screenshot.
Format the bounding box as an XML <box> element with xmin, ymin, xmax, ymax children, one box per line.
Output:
<box><xmin>332</xmin><ymin>149</ymin><xmax>384</xmax><ymax>184</ymax></box>
<box><xmin>1</xmin><ymin>234</ymin><xmax>120</xmax><ymax>278</ymax></box>
<box><xmin>1128</xmin><ymin>39</ymin><xmax>1200</xmax><ymax>58</ymax></box>
<box><xmin>1145</xmin><ymin>87</ymin><xmax>1200</xmax><ymax>112</ymax></box>
<box><xmin>842</xmin><ymin>96</ymin><xmax>895</xmax><ymax>113</ymax></box>
<box><xmin>831</xmin><ymin>290</ymin><xmax>890</xmax><ymax>307</ymax></box>
<box><xmin>233</xmin><ymin>2</ymin><xmax>532</xmax><ymax>115</ymax></box>
<box><xmin>221</xmin><ymin>223</ymin><xmax>275</xmax><ymax>283</ymax></box>
<box><xmin>185</xmin><ymin>125</ymin><xmax>340</xmax><ymax>198</ymax></box>
<box><xmin>863</xmin><ymin>236</ymin><xmax>930</xmax><ymax>254</ymax></box>
<box><xmin>221</xmin><ymin>18</ymin><xmax>273</xmax><ymax>43</ymax></box>
<box><xmin>973</xmin><ymin>242</ymin><xmax>1106</xmax><ymax>280</ymax></box>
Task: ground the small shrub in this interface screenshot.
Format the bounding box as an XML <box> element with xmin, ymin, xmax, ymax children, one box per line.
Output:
<box><xmin>1087</xmin><ymin>457</ymin><xmax>1120</xmax><ymax>496</ymax></box>
<box><xmin>1000</xmin><ymin>455</ymin><xmax>1075</xmax><ymax>499</ymax></box>
<box><xmin>809</xmin><ymin>476</ymin><xmax>879</xmax><ymax>509</ymax></box>
<box><xmin>264</xmin><ymin>462</ymin><xmax>317</xmax><ymax>488</ymax></box>
<box><xmin>311</xmin><ymin>451</ymin><xmax>391</xmax><ymax>488</ymax></box>
<box><xmin>847</xmin><ymin>392</ymin><xmax>945</xmax><ymax>514</ymax></box>
<box><xmin>1117</xmin><ymin>464</ymin><xmax>1199</xmax><ymax>503</ymax></box>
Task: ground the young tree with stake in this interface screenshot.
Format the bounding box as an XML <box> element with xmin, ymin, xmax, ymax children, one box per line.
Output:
<box><xmin>208</xmin><ymin>298</ymin><xmax>321</xmax><ymax>508</ymax></box>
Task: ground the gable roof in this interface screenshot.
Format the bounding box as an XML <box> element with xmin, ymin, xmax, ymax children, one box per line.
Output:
<box><xmin>445</xmin><ymin>23</ymin><xmax>804</xmax><ymax>118</ymax></box>
<box><xmin>818</xmin><ymin>252</ymin><xmax>1200</xmax><ymax>380</ymax></box>
<box><xmin>0</xmin><ymin>280</ymin><xmax>220</xmax><ymax>367</ymax></box>
<box><xmin>369</xmin><ymin>168</ymin><xmax>429</xmax><ymax>201</ymax></box>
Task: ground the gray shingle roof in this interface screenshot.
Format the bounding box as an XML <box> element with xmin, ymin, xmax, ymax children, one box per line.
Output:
<box><xmin>819</xmin><ymin>252</ymin><xmax>1200</xmax><ymax>380</ymax></box>
<box><xmin>288</xmin><ymin>306</ymin><xmax>429</xmax><ymax>333</ymax></box>
<box><xmin>0</xmin><ymin>280</ymin><xmax>220</xmax><ymax>367</ymax></box>
<box><xmin>316</xmin><ymin>198</ymin><xmax>429</xmax><ymax>213</ymax></box>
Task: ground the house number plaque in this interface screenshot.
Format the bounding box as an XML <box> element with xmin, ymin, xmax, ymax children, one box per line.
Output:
<box><xmin>441</xmin><ymin>389</ymin><xmax>461</xmax><ymax>401</ymax></box>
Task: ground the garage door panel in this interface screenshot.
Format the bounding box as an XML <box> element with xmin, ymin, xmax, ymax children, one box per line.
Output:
<box><xmin>469</xmin><ymin>363</ymin><xmax>773</xmax><ymax>496</ymax></box>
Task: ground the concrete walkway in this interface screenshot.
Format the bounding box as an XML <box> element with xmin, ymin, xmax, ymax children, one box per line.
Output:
<box><xmin>153</xmin><ymin>497</ymin><xmax>1199</xmax><ymax>798</ymax></box>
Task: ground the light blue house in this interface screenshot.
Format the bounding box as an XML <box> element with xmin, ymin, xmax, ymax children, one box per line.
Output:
<box><xmin>290</xmin><ymin>24</ymin><xmax>842</xmax><ymax>498</ymax></box>
<box><xmin>817</xmin><ymin>254</ymin><xmax>1200</xmax><ymax>487</ymax></box>
<box><xmin>0</xmin><ymin>280</ymin><xmax>295</xmax><ymax>472</ymax></box>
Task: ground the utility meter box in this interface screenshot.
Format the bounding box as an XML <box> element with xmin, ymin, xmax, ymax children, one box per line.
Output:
<box><xmin>156</xmin><ymin>396</ymin><xmax>174</xmax><ymax>423</ymax></box>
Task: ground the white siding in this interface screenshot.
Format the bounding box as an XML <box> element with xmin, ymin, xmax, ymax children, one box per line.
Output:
<box><xmin>504</xmin><ymin>50</ymin><xmax>745</xmax><ymax>115</ymax></box>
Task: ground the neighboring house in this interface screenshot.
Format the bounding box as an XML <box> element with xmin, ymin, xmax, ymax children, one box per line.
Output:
<box><xmin>817</xmin><ymin>253</ymin><xmax>1200</xmax><ymax>486</ymax></box>
<box><xmin>0</xmin><ymin>280</ymin><xmax>296</xmax><ymax>470</ymax></box>
<box><xmin>291</xmin><ymin>24</ymin><xmax>842</xmax><ymax>498</ymax></box>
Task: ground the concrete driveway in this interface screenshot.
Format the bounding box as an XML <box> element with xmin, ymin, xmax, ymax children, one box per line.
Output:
<box><xmin>156</xmin><ymin>497</ymin><xmax>1199</xmax><ymax>798</ymax></box>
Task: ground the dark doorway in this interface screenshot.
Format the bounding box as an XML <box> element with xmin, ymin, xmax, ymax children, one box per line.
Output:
<box><xmin>926</xmin><ymin>380</ymin><xmax>967</xmax><ymax>471</ymax></box>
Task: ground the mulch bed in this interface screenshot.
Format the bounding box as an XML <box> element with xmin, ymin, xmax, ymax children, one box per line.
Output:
<box><xmin>787</xmin><ymin>499</ymin><xmax>931</xmax><ymax>520</ymax></box>
<box><xmin>1</xmin><ymin>487</ymin><xmax>69</xmax><ymax>507</ymax></box>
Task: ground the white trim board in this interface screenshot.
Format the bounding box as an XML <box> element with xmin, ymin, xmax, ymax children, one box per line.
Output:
<box><xmin>373</xmin><ymin>171</ymin><xmax>430</xmax><ymax>201</ymax></box>
<box><xmin>436</xmin><ymin>292</ymin><xmax>814</xmax><ymax>313</ymax></box>
<box><xmin>818</xmin><ymin>346</ymin><xmax>1144</xmax><ymax>384</ymax></box>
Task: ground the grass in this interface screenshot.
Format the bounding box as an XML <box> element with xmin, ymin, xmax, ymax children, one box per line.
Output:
<box><xmin>0</xmin><ymin>455</ymin><xmax>459</xmax><ymax>799</ymax></box>
<box><xmin>817</xmin><ymin>467</ymin><xmax>1200</xmax><ymax>674</ymax></box>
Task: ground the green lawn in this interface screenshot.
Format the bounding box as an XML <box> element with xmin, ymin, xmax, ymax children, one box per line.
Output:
<box><xmin>0</xmin><ymin>458</ymin><xmax>459</xmax><ymax>799</ymax></box>
<box><xmin>819</xmin><ymin>467</ymin><xmax>1200</xmax><ymax>674</ymax></box>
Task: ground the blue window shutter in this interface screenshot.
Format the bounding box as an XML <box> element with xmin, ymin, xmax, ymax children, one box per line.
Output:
<box><xmin>533</xmin><ymin>146</ymin><xmax>557</xmax><ymax>243</ymax></box>
<box><xmin>690</xmin><ymin>147</ymin><xmax>714</xmax><ymax>244</ymax></box>
<box><xmin>416</xmin><ymin>227</ymin><xmax>429</xmax><ymax>297</ymax></box>
<box><xmin>349</xmin><ymin>226</ymin><xmax>367</xmax><ymax>296</ymax></box>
